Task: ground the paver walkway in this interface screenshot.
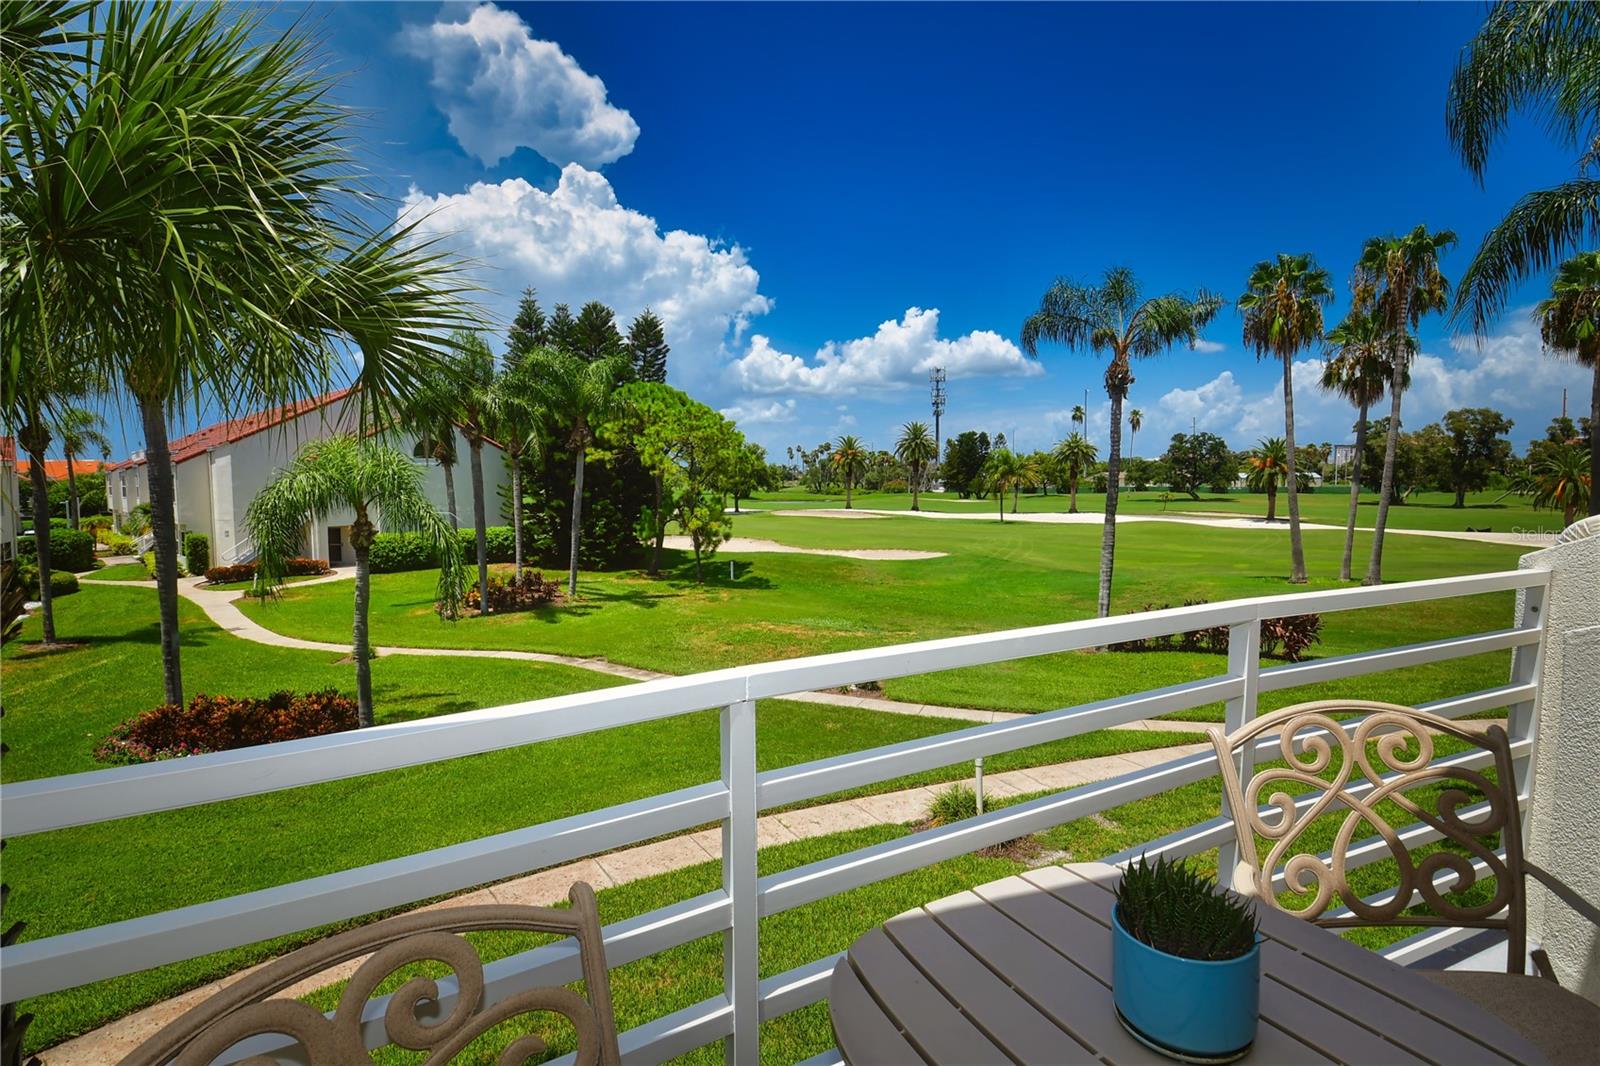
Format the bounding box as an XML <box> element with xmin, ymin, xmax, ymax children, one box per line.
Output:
<box><xmin>766</xmin><ymin>506</ymin><xmax>1557</xmax><ymax>547</ymax></box>
<box><xmin>37</xmin><ymin>740</ymin><xmax>1204</xmax><ymax>1065</ymax></box>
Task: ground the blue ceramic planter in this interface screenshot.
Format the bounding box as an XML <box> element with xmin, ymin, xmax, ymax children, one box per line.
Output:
<box><xmin>1111</xmin><ymin>905</ymin><xmax>1260</xmax><ymax>1064</ymax></box>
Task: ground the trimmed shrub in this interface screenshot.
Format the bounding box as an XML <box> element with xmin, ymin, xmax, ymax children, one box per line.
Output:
<box><xmin>287</xmin><ymin>557</ymin><xmax>331</xmax><ymax>576</ymax></box>
<box><xmin>18</xmin><ymin>527</ymin><xmax>97</xmax><ymax>572</ymax></box>
<box><xmin>18</xmin><ymin>565</ymin><xmax>79</xmax><ymax>600</ymax></box>
<box><xmin>141</xmin><ymin>550</ymin><xmax>188</xmax><ymax>579</ymax></box>
<box><xmin>370</xmin><ymin>527</ymin><xmax>515</xmax><ymax>573</ymax></box>
<box><xmin>1261</xmin><ymin>614</ymin><xmax>1324</xmax><ymax>663</ymax></box>
<box><xmin>95</xmin><ymin>690</ymin><xmax>359</xmax><ymax>765</ymax></box>
<box><xmin>463</xmin><ymin>570</ymin><xmax>561</xmax><ymax>613</ymax></box>
<box><xmin>183</xmin><ymin>532</ymin><xmax>211</xmax><ymax>574</ymax></box>
<box><xmin>49</xmin><ymin>517</ymin><xmax>70</xmax><ymax>530</ymax></box>
<box><xmin>100</xmin><ymin>531</ymin><xmax>137</xmax><ymax>556</ymax></box>
<box><xmin>205</xmin><ymin>563</ymin><xmax>257</xmax><ymax>584</ymax></box>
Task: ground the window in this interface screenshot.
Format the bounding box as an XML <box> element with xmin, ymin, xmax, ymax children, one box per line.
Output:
<box><xmin>413</xmin><ymin>436</ymin><xmax>437</xmax><ymax>460</ymax></box>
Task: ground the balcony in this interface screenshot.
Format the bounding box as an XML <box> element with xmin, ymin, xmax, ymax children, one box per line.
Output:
<box><xmin>2</xmin><ymin>528</ymin><xmax>1595</xmax><ymax>1063</ymax></box>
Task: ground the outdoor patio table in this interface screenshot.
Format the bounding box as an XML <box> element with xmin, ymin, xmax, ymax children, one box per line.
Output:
<box><xmin>828</xmin><ymin>861</ymin><xmax>1548</xmax><ymax>1065</ymax></box>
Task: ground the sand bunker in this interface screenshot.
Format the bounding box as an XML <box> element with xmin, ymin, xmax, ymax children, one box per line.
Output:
<box><xmin>662</xmin><ymin>535</ymin><xmax>944</xmax><ymax>560</ymax></box>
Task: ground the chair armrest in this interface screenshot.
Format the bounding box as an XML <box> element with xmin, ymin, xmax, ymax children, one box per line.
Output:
<box><xmin>1525</xmin><ymin>860</ymin><xmax>1600</xmax><ymax>930</ymax></box>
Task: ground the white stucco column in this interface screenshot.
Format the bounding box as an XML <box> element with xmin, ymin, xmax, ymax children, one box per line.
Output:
<box><xmin>1517</xmin><ymin>516</ymin><xmax>1600</xmax><ymax>999</ymax></box>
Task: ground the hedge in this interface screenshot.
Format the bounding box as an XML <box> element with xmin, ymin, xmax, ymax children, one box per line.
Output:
<box><xmin>203</xmin><ymin>557</ymin><xmax>328</xmax><ymax>585</ymax></box>
<box><xmin>100</xmin><ymin>531</ymin><xmax>137</xmax><ymax>556</ymax></box>
<box><xmin>141</xmin><ymin>550</ymin><xmax>188</xmax><ymax>579</ymax></box>
<box><xmin>18</xmin><ymin>527</ymin><xmax>96</xmax><ymax>572</ymax></box>
<box><xmin>369</xmin><ymin>526</ymin><xmax>516</xmax><ymax>573</ymax></box>
<box><xmin>183</xmin><ymin>532</ymin><xmax>210</xmax><ymax>574</ymax></box>
<box><xmin>18</xmin><ymin>566</ymin><xmax>79</xmax><ymax>600</ymax></box>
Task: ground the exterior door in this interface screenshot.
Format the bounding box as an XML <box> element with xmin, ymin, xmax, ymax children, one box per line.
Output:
<box><xmin>328</xmin><ymin>525</ymin><xmax>343</xmax><ymax>564</ymax></box>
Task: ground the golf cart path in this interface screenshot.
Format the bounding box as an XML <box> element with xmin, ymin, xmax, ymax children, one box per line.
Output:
<box><xmin>765</xmin><ymin>507</ymin><xmax>1555</xmax><ymax>546</ymax></box>
<box><xmin>74</xmin><ymin>574</ymin><xmax>1196</xmax><ymax>732</ymax></box>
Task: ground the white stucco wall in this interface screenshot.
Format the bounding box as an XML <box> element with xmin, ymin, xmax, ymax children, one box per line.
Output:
<box><xmin>1518</xmin><ymin>518</ymin><xmax>1600</xmax><ymax>1000</ymax></box>
<box><xmin>0</xmin><ymin>462</ymin><xmax>19</xmax><ymax>559</ymax></box>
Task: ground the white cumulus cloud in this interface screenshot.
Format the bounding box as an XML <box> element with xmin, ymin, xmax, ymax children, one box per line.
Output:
<box><xmin>719</xmin><ymin>398</ymin><xmax>797</xmax><ymax>426</ymax></box>
<box><xmin>400</xmin><ymin>3</ymin><xmax>639</xmax><ymax>168</ymax></box>
<box><xmin>401</xmin><ymin>169</ymin><xmax>772</xmax><ymax>382</ymax></box>
<box><xmin>728</xmin><ymin>307</ymin><xmax>1041</xmax><ymax>396</ymax></box>
<box><xmin>1191</xmin><ymin>338</ymin><xmax>1226</xmax><ymax>353</ymax></box>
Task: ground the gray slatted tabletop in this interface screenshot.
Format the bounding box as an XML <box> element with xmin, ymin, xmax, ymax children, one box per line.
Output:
<box><xmin>829</xmin><ymin>862</ymin><xmax>1547</xmax><ymax>1065</ymax></box>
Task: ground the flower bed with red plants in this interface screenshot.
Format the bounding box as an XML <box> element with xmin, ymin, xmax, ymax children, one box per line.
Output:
<box><xmin>1111</xmin><ymin>601</ymin><xmax>1323</xmax><ymax>661</ymax></box>
<box><xmin>95</xmin><ymin>690</ymin><xmax>358</xmax><ymax>764</ymax></box>
<box><xmin>204</xmin><ymin>558</ymin><xmax>330</xmax><ymax>584</ymax></box>
<box><xmin>462</xmin><ymin>570</ymin><xmax>563</xmax><ymax>613</ymax></box>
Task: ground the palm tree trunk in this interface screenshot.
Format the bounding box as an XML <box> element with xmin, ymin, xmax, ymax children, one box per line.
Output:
<box><xmin>1099</xmin><ymin>388</ymin><xmax>1126</xmax><ymax>619</ymax></box>
<box><xmin>845</xmin><ymin>476</ymin><xmax>853</xmax><ymax>509</ymax></box>
<box><xmin>469</xmin><ymin>437</ymin><xmax>488</xmax><ymax>615</ymax></box>
<box><xmin>1011</xmin><ymin>485</ymin><xmax>1019</xmax><ymax>513</ymax></box>
<box><xmin>138</xmin><ymin>396</ymin><xmax>184</xmax><ymax>705</ymax></box>
<box><xmin>1364</xmin><ymin>363</ymin><xmax>1406</xmax><ymax>585</ymax></box>
<box><xmin>442</xmin><ymin>457</ymin><xmax>458</xmax><ymax>529</ymax></box>
<box><xmin>352</xmin><ymin>512</ymin><xmax>375</xmax><ymax>729</ymax></box>
<box><xmin>66</xmin><ymin>453</ymin><xmax>79</xmax><ymax>529</ymax></box>
<box><xmin>650</xmin><ymin>472</ymin><xmax>665</xmax><ymax>576</ymax></box>
<box><xmin>20</xmin><ymin>424</ymin><xmax>55</xmax><ymax>643</ymax></box>
<box><xmin>568</xmin><ymin>445</ymin><xmax>586</xmax><ymax>597</ymax></box>
<box><xmin>1266</xmin><ymin>480</ymin><xmax>1277</xmax><ymax>522</ymax></box>
<box><xmin>511</xmin><ymin>458</ymin><xmax>524</xmax><ymax>579</ymax></box>
<box><xmin>1281</xmin><ymin>357</ymin><xmax>1307</xmax><ymax>583</ymax></box>
<box><xmin>1340</xmin><ymin>400</ymin><xmax>1369</xmax><ymax>582</ymax></box>
<box><xmin>1069</xmin><ymin>477</ymin><xmax>1079</xmax><ymax>514</ymax></box>
<box><xmin>1590</xmin><ymin>361</ymin><xmax>1599</xmax><ymax>517</ymax></box>
<box><xmin>998</xmin><ymin>489</ymin><xmax>1004</xmax><ymax>522</ymax></box>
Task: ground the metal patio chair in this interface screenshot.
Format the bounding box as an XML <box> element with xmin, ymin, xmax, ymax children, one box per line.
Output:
<box><xmin>123</xmin><ymin>882</ymin><xmax>620</xmax><ymax>1066</ymax></box>
<box><xmin>1209</xmin><ymin>700</ymin><xmax>1600</xmax><ymax>1063</ymax></box>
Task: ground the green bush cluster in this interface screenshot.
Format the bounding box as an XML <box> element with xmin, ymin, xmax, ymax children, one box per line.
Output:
<box><xmin>16</xmin><ymin>565</ymin><xmax>79</xmax><ymax>600</ymax></box>
<box><xmin>369</xmin><ymin>526</ymin><xmax>517</xmax><ymax>573</ymax></box>
<box><xmin>183</xmin><ymin>532</ymin><xmax>210</xmax><ymax>574</ymax></box>
<box><xmin>18</xmin><ymin>527</ymin><xmax>97</xmax><ymax>572</ymax></box>
<box><xmin>100</xmin><ymin>531</ymin><xmax>137</xmax><ymax>555</ymax></box>
<box><xmin>141</xmin><ymin>550</ymin><xmax>188</xmax><ymax>579</ymax></box>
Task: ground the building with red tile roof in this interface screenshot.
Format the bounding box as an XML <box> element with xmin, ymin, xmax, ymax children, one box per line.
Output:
<box><xmin>105</xmin><ymin>389</ymin><xmax>507</xmax><ymax>566</ymax></box>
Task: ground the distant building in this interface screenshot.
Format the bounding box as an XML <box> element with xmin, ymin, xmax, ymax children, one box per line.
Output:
<box><xmin>0</xmin><ymin>436</ymin><xmax>19</xmax><ymax>561</ymax></box>
<box><xmin>105</xmin><ymin>389</ymin><xmax>508</xmax><ymax>567</ymax></box>
<box><xmin>17</xmin><ymin>458</ymin><xmax>107</xmax><ymax>481</ymax></box>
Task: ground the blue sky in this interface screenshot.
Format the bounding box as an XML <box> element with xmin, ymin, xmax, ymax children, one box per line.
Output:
<box><xmin>104</xmin><ymin>2</ymin><xmax>1592</xmax><ymax>461</ymax></box>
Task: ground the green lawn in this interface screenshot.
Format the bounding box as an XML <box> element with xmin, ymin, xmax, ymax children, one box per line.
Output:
<box><xmin>82</xmin><ymin>561</ymin><xmax>149</xmax><ymax>581</ymax></box>
<box><xmin>236</xmin><ymin>514</ymin><xmax>1527</xmax><ymax>719</ymax></box>
<box><xmin>746</xmin><ymin>486</ymin><xmax>1560</xmax><ymax>533</ymax></box>
<box><xmin>3</xmin><ymin>587</ymin><xmax>1199</xmax><ymax>1051</ymax></box>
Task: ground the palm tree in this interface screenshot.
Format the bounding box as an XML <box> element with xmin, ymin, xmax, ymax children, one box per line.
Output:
<box><xmin>1525</xmin><ymin>442</ymin><xmax>1592</xmax><ymax>527</ymax></box>
<box><xmin>983</xmin><ymin>449</ymin><xmax>1031</xmax><ymax>521</ymax></box>
<box><xmin>894</xmin><ymin>422</ymin><xmax>938</xmax><ymax>511</ymax></box>
<box><xmin>1071</xmin><ymin>404</ymin><xmax>1086</xmax><ymax>433</ymax></box>
<box><xmin>489</xmin><ymin>360</ymin><xmax>542</xmax><ymax>576</ymax></box>
<box><xmin>1447</xmin><ymin>4</ymin><xmax>1599</xmax><ymax>334</ymax></box>
<box><xmin>3</xmin><ymin>4</ymin><xmax>479</xmax><ymax>706</ymax></box>
<box><xmin>1246</xmin><ymin>438</ymin><xmax>1292</xmax><ymax>522</ymax></box>
<box><xmin>523</xmin><ymin>350</ymin><xmax>627</xmax><ymax>597</ymax></box>
<box><xmin>1321</xmin><ymin>310</ymin><xmax>1415</xmax><ymax>580</ymax></box>
<box><xmin>1128</xmin><ymin>409</ymin><xmax>1143</xmax><ymax>457</ymax></box>
<box><xmin>1021</xmin><ymin>267</ymin><xmax>1224</xmax><ymax>617</ymax></box>
<box><xmin>831</xmin><ymin>435</ymin><xmax>867</xmax><ymax>508</ymax></box>
<box><xmin>56</xmin><ymin>406</ymin><xmax>112</xmax><ymax>529</ymax></box>
<box><xmin>447</xmin><ymin>331</ymin><xmax>498</xmax><ymax>615</ymax></box>
<box><xmin>1535</xmin><ymin>251</ymin><xmax>1600</xmax><ymax>516</ymax></box>
<box><xmin>1354</xmin><ymin>226</ymin><xmax>1457</xmax><ymax>585</ymax></box>
<box><xmin>1238</xmin><ymin>253</ymin><xmax>1332</xmax><ymax>584</ymax></box>
<box><xmin>1052</xmin><ymin>433</ymin><xmax>1099</xmax><ymax>514</ymax></box>
<box><xmin>248</xmin><ymin>437</ymin><xmax>464</xmax><ymax>727</ymax></box>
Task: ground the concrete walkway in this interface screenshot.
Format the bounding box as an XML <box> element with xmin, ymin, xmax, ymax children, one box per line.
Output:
<box><xmin>765</xmin><ymin>506</ymin><xmax>1556</xmax><ymax>547</ymax></box>
<box><xmin>37</xmin><ymin>740</ymin><xmax>1204</xmax><ymax>1065</ymax></box>
<box><xmin>76</xmin><ymin>574</ymin><xmax>1201</xmax><ymax>730</ymax></box>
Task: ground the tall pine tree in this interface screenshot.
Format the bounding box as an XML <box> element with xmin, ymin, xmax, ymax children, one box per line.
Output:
<box><xmin>506</xmin><ymin>287</ymin><xmax>548</xmax><ymax>367</ymax></box>
<box><xmin>628</xmin><ymin>309</ymin><xmax>670</xmax><ymax>383</ymax></box>
<box><xmin>548</xmin><ymin>303</ymin><xmax>578</xmax><ymax>353</ymax></box>
<box><xmin>571</xmin><ymin>300</ymin><xmax>628</xmax><ymax>366</ymax></box>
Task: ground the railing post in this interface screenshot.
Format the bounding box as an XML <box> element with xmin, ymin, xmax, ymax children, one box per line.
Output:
<box><xmin>1505</xmin><ymin>581</ymin><xmax>1546</xmax><ymax>836</ymax></box>
<box><xmin>1216</xmin><ymin>614</ymin><xmax>1261</xmax><ymax>885</ymax></box>
<box><xmin>721</xmin><ymin>699</ymin><xmax>759</xmax><ymax>1064</ymax></box>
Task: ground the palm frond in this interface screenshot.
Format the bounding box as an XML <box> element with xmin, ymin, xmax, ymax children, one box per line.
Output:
<box><xmin>1455</xmin><ymin>179</ymin><xmax>1600</xmax><ymax>333</ymax></box>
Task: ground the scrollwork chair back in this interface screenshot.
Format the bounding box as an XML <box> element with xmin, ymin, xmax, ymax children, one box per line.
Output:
<box><xmin>123</xmin><ymin>882</ymin><xmax>620</xmax><ymax>1066</ymax></box>
<box><xmin>1208</xmin><ymin>700</ymin><xmax>1528</xmax><ymax>973</ymax></box>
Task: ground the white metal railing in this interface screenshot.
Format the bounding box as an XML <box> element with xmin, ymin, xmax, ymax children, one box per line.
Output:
<box><xmin>0</xmin><ymin>567</ymin><xmax>1550</xmax><ymax>1064</ymax></box>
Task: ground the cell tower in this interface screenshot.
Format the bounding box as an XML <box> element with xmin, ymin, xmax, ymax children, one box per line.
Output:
<box><xmin>930</xmin><ymin>367</ymin><xmax>947</xmax><ymax>488</ymax></box>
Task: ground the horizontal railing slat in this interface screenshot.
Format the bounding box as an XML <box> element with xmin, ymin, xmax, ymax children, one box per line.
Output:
<box><xmin>760</xmin><ymin>953</ymin><xmax>843</xmax><ymax>1021</ymax></box>
<box><xmin>1258</xmin><ymin>628</ymin><xmax>1538</xmax><ymax>694</ymax></box>
<box><xmin>758</xmin><ymin>675</ymin><xmax>1236</xmax><ymax>809</ymax></box>
<box><xmin>3</xmin><ymin>783</ymin><xmax>729</xmax><ymax>1002</ymax></box>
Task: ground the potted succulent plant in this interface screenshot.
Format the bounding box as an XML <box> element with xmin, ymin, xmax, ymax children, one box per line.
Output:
<box><xmin>1112</xmin><ymin>854</ymin><xmax>1261</xmax><ymax>1063</ymax></box>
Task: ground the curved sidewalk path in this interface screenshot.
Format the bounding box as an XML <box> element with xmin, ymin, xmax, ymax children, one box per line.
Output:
<box><xmin>762</xmin><ymin>506</ymin><xmax>1557</xmax><ymax>546</ymax></box>
<box><xmin>76</xmin><ymin>572</ymin><xmax>1197</xmax><ymax>732</ymax></box>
